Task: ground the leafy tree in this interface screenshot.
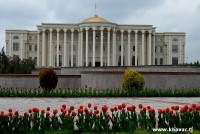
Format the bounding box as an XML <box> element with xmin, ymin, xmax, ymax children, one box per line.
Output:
<box><xmin>0</xmin><ymin>47</ymin><xmax>35</xmax><ymax>74</ymax></box>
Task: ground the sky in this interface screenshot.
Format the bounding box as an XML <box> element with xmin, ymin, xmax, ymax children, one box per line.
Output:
<box><xmin>0</xmin><ymin>0</ymin><xmax>200</xmax><ymax>63</ymax></box>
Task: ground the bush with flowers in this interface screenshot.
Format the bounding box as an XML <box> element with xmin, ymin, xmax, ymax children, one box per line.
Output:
<box><xmin>0</xmin><ymin>103</ymin><xmax>199</xmax><ymax>133</ymax></box>
<box><xmin>39</xmin><ymin>68</ymin><xmax>58</xmax><ymax>92</ymax></box>
<box><xmin>122</xmin><ymin>68</ymin><xmax>145</xmax><ymax>92</ymax></box>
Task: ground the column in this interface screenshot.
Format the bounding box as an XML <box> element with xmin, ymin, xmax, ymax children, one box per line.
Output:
<box><xmin>107</xmin><ymin>28</ymin><xmax>111</xmax><ymax>66</ymax></box>
<box><xmin>71</xmin><ymin>29</ymin><xmax>74</xmax><ymax>67</ymax></box>
<box><xmin>168</xmin><ymin>36</ymin><xmax>171</xmax><ymax>64</ymax></box>
<box><xmin>37</xmin><ymin>32</ymin><xmax>40</xmax><ymax>66</ymax></box>
<box><xmin>121</xmin><ymin>30</ymin><xmax>124</xmax><ymax>66</ymax></box>
<box><xmin>127</xmin><ymin>30</ymin><xmax>131</xmax><ymax>66</ymax></box>
<box><xmin>80</xmin><ymin>29</ymin><xmax>83</xmax><ymax>66</ymax></box>
<box><xmin>141</xmin><ymin>30</ymin><xmax>145</xmax><ymax>65</ymax></box>
<box><xmin>85</xmin><ymin>27</ymin><xmax>89</xmax><ymax>66</ymax></box>
<box><xmin>63</xmin><ymin>28</ymin><xmax>67</xmax><ymax>66</ymax></box>
<box><xmin>134</xmin><ymin>30</ymin><xmax>138</xmax><ymax>66</ymax></box>
<box><xmin>152</xmin><ymin>32</ymin><xmax>156</xmax><ymax>65</ymax></box>
<box><xmin>112</xmin><ymin>29</ymin><xmax>116</xmax><ymax>66</ymax></box>
<box><xmin>92</xmin><ymin>26</ymin><xmax>96</xmax><ymax>66</ymax></box>
<box><xmin>9</xmin><ymin>34</ymin><xmax>13</xmax><ymax>56</ymax></box>
<box><xmin>49</xmin><ymin>28</ymin><xmax>53</xmax><ymax>66</ymax></box>
<box><xmin>20</xmin><ymin>34</ymin><xmax>23</xmax><ymax>60</ymax></box>
<box><xmin>42</xmin><ymin>28</ymin><xmax>46</xmax><ymax>66</ymax></box>
<box><xmin>100</xmin><ymin>27</ymin><xmax>104</xmax><ymax>66</ymax></box>
<box><xmin>148</xmin><ymin>30</ymin><xmax>152</xmax><ymax>65</ymax></box>
<box><xmin>179</xmin><ymin>36</ymin><xmax>182</xmax><ymax>64</ymax></box>
<box><xmin>56</xmin><ymin>28</ymin><xmax>59</xmax><ymax>66</ymax></box>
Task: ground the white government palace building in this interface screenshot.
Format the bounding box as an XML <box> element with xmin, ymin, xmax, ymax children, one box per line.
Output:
<box><xmin>5</xmin><ymin>14</ymin><xmax>186</xmax><ymax>67</ymax></box>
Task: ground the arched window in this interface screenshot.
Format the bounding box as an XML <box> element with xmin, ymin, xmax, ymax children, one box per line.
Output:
<box><xmin>13</xmin><ymin>35</ymin><xmax>19</xmax><ymax>39</ymax></box>
<box><xmin>173</xmin><ymin>38</ymin><xmax>178</xmax><ymax>41</ymax></box>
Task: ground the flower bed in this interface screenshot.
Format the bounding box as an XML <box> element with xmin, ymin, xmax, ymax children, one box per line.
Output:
<box><xmin>0</xmin><ymin>103</ymin><xmax>199</xmax><ymax>133</ymax></box>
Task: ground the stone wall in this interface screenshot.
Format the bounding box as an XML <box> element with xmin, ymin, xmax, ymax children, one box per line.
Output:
<box><xmin>1</xmin><ymin>66</ymin><xmax>200</xmax><ymax>89</ymax></box>
<box><xmin>0</xmin><ymin>75</ymin><xmax>81</xmax><ymax>89</ymax></box>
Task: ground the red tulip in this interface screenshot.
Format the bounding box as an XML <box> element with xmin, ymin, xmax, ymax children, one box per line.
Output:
<box><xmin>138</xmin><ymin>104</ymin><xmax>143</xmax><ymax>109</ymax></box>
<box><xmin>70</xmin><ymin>105</ymin><xmax>74</xmax><ymax>111</ymax></box>
<box><xmin>8</xmin><ymin>108</ymin><xmax>12</xmax><ymax>113</ymax></box>
<box><xmin>111</xmin><ymin>118</ymin><xmax>115</xmax><ymax>123</ymax></box>
<box><xmin>171</xmin><ymin>113</ymin><xmax>176</xmax><ymax>118</ymax></box>
<box><xmin>180</xmin><ymin>108</ymin><xmax>185</xmax><ymax>113</ymax></box>
<box><xmin>24</xmin><ymin>112</ymin><xmax>28</xmax><ymax>117</ymax></box>
<box><xmin>88</xmin><ymin>111</ymin><xmax>92</xmax><ymax>116</ymax></box>
<box><xmin>47</xmin><ymin>106</ymin><xmax>50</xmax><ymax>111</ymax></box>
<box><xmin>78</xmin><ymin>108</ymin><xmax>83</xmax><ymax>114</ymax></box>
<box><xmin>46</xmin><ymin>112</ymin><xmax>50</xmax><ymax>117</ymax></box>
<box><xmin>79</xmin><ymin>105</ymin><xmax>84</xmax><ymax>109</ymax></box>
<box><xmin>122</xmin><ymin>103</ymin><xmax>126</xmax><ymax>108</ymax></box>
<box><xmin>192</xmin><ymin>104</ymin><xmax>196</xmax><ymax>108</ymax></box>
<box><xmin>15</xmin><ymin>111</ymin><xmax>19</xmax><ymax>116</ymax></box>
<box><xmin>72</xmin><ymin>111</ymin><xmax>76</xmax><ymax>117</ymax></box>
<box><xmin>184</xmin><ymin>105</ymin><xmax>189</xmax><ymax>111</ymax></box>
<box><xmin>114</xmin><ymin>106</ymin><xmax>118</xmax><ymax>111</ymax></box>
<box><xmin>132</xmin><ymin>105</ymin><xmax>136</xmax><ymax>111</ymax></box>
<box><xmin>118</xmin><ymin>105</ymin><xmax>122</xmax><ymax>110</ymax></box>
<box><xmin>95</xmin><ymin>110</ymin><xmax>99</xmax><ymax>114</ymax></box>
<box><xmin>64</xmin><ymin>114</ymin><xmax>68</xmax><ymax>118</ymax></box>
<box><xmin>68</xmin><ymin>109</ymin><xmax>72</xmax><ymax>113</ymax></box>
<box><xmin>53</xmin><ymin>109</ymin><xmax>58</xmax><ymax>115</ymax></box>
<box><xmin>94</xmin><ymin>105</ymin><xmax>98</xmax><ymax>110</ymax></box>
<box><xmin>189</xmin><ymin>107</ymin><xmax>193</xmax><ymax>112</ymax></box>
<box><xmin>110</xmin><ymin>108</ymin><xmax>114</xmax><ymax>112</ymax></box>
<box><xmin>122</xmin><ymin>108</ymin><xmax>125</xmax><ymax>114</ymax></box>
<box><xmin>105</xmin><ymin>113</ymin><xmax>110</xmax><ymax>118</ymax></box>
<box><xmin>147</xmin><ymin>106</ymin><xmax>151</xmax><ymax>109</ymax></box>
<box><xmin>102</xmin><ymin>105</ymin><xmax>108</xmax><ymax>113</ymax></box>
<box><xmin>166</xmin><ymin>108</ymin><xmax>170</xmax><ymax>113</ymax></box>
<box><xmin>62</xmin><ymin>104</ymin><xmax>66</xmax><ymax>109</ymax></box>
<box><xmin>41</xmin><ymin>109</ymin><xmax>45</xmax><ymax>114</ymax></box>
<box><xmin>52</xmin><ymin>115</ymin><xmax>55</xmax><ymax>119</ymax></box>
<box><xmin>88</xmin><ymin>103</ymin><xmax>92</xmax><ymax>108</ymax></box>
<box><xmin>28</xmin><ymin>109</ymin><xmax>32</xmax><ymax>113</ymax></box>
<box><xmin>96</xmin><ymin>114</ymin><xmax>100</xmax><ymax>119</ymax></box>
<box><xmin>8</xmin><ymin>112</ymin><xmax>12</xmax><ymax>116</ymax></box>
<box><xmin>84</xmin><ymin>108</ymin><xmax>88</xmax><ymax>113</ymax></box>
<box><xmin>174</xmin><ymin>106</ymin><xmax>179</xmax><ymax>111</ymax></box>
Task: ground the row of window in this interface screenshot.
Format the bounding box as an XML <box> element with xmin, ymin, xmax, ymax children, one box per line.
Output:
<box><xmin>155</xmin><ymin>45</ymin><xmax>178</xmax><ymax>53</ymax></box>
<box><xmin>54</xmin><ymin>55</ymin><xmax>76</xmax><ymax>66</ymax></box>
<box><xmin>155</xmin><ymin>57</ymin><xmax>178</xmax><ymax>65</ymax></box>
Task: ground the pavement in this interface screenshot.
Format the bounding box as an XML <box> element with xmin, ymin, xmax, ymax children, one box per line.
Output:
<box><xmin>0</xmin><ymin>97</ymin><xmax>200</xmax><ymax>115</ymax></box>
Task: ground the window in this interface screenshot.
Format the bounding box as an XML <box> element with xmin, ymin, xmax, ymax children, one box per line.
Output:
<box><xmin>29</xmin><ymin>45</ymin><xmax>32</xmax><ymax>51</ymax></box>
<box><xmin>13</xmin><ymin>35</ymin><xmax>19</xmax><ymax>39</ymax></box>
<box><xmin>132</xmin><ymin>56</ymin><xmax>135</xmax><ymax>65</ymax></box>
<box><xmin>103</xmin><ymin>45</ymin><xmax>106</xmax><ymax>52</ymax></box>
<box><xmin>160</xmin><ymin>58</ymin><xmax>163</xmax><ymax>65</ymax></box>
<box><xmin>172</xmin><ymin>45</ymin><xmax>178</xmax><ymax>53</ymax></box>
<box><xmin>118</xmin><ymin>56</ymin><xmax>121</xmax><ymax>66</ymax></box>
<box><xmin>155</xmin><ymin>58</ymin><xmax>158</xmax><ymax>65</ymax></box>
<box><xmin>59</xmin><ymin>55</ymin><xmax>62</xmax><ymax>66</ymax></box>
<box><xmin>173</xmin><ymin>38</ymin><xmax>178</xmax><ymax>41</ymax></box>
<box><xmin>132</xmin><ymin>46</ymin><xmax>135</xmax><ymax>52</ymax></box>
<box><xmin>172</xmin><ymin>57</ymin><xmax>178</xmax><ymax>65</ymax></box>
<box><xmin>55</xmin><ymin>55</ymin><xmax>57</xmax><ymax>66</ymax></box>
<box><xmin>118</xmin><ymin>45</ymin><xmax>121</xmax><ymax>51</ymax></box>
<box><xmin>155</xmin><ymin>47</ymin><xmax>157</xmax><ymax>53</ymax></box>
<box><xmin>59</xmin><ymin>45</ymin><xmax>62</xmax><ymax>51</ymax></box>
<box><xmin>13</xmin><ymin>42</ymin><xmax>19</xmax><ymax>51</ymax></box>
<box><xmin>34</xmin><ymin>57</ymin><xmax>37</xmax><ymax>65</ymax></box>
<box><xmin>35</xmin><ymin>35</ymin><xmax>37</xmax><ymax>40</ymax></box>
<box><xmin>160</xmin><ymin>46</ymin><xmax>163</xmax><ymax>53</ymax></box>
<box><xmin>29</xmin><ymin>36</ymin><xmax>32</xmax><ymax>40</ymax></box>
<box><xmin>34</xmin><ymin>45</ymin><xmax>37</xmax><ymax>51</ymax></box>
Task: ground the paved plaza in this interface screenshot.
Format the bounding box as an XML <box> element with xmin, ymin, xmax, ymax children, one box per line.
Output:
<box><xmin>0</xmin><ymin>98</ymin><xmax>200</xmax><ymax>114</ymax></box>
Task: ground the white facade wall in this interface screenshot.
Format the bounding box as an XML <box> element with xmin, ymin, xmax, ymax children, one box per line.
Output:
<box><xmin>5</xmin><ymin>15</ymin><xmax>186</xmax><ymax>67</ymax></box>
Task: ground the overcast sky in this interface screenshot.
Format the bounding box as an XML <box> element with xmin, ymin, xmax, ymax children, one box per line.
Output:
<box><xmin>0</xmin><ymin>0</ymin><xmax>200</xmax><ymax>63</ymax></box>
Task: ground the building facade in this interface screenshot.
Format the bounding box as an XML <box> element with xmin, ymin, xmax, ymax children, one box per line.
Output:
<box><xmin>5</xmin><ymin>15</ymin><xmax>186</xmax><ymax>67</ymax></box>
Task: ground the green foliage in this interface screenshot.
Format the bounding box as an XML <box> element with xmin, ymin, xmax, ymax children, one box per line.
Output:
<box><xmin>0</xmin><ymin>88</ymin><xmax>200</xmax><ymax>97</ymax></box>
<box><xmin>122</xmin><ymin>68</ymin><xmax>145</xmax><ymax>92</ymax></box>
<box><xmin>0</xmin><ymin>47</ymin><xmax>35</xmax><ymax>74</ymax></box>
<box><xmin>39</xmin><ymin>68</ymin><xmax>58</xmax><ymax>92</ymax></box>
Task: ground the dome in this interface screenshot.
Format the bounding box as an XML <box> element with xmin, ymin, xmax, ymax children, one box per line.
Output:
<box><xmin>82</xmin><ymin>15</ymin><xmax>109</xmax><ymax>23</ymax></box>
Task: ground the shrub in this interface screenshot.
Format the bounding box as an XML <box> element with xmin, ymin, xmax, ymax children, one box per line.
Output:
<box><xmin>122</xmin><ymin>68</ymin><xmax>145</xmax><ymax>92</ymax></box>
<box><xmin>39</xmin><ymin>68</ymin><xmax>58</xmax><ymax>92</ymax></box>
